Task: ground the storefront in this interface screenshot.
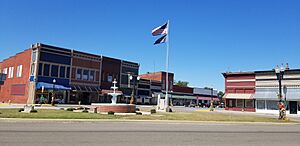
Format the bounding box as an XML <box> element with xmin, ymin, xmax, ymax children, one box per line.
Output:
<box><xmin>254</xmin><ymin>88</ymin><xmax>300</xmax><ymax>114</ymax></box>
<box><xmin>224</xmin><ymin>93</ymin><xmax>255</xmax><ymax>112</ymax></box>
<box><xmin>35</xmin><ymin>82</ymin><xmax>71</xmax><ymax>104</ymax></box>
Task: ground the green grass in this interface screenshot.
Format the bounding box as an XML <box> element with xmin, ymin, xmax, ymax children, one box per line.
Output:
<box><xmin>0</xmin><ymin>109</ymin><xmax>293</xmax><ymax>123</ymax></box>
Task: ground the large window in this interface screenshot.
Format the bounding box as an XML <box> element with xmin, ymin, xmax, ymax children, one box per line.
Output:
<box><xmin>66</xmin><ymin>67</ymin><xmax>70</xmax><ymax>78</ymax></box>
<box><xmin>38</xmin><ymin>63</ymin><xmax>43</xmax><ymax>76</ymax></box>
<box><xmin>83</xmin><ymin>70</ymin><xmax>89</xmax><ymax>80</ymax></box>
<box><xmin>236</xmin><ymin>99</ymin><xmax>244</xmax><ymax>108</ymax></box>
<box><xmin>76</xmin><ymin>69</ymin><xmax>82</xmax><ymax>80</ymax></box>
<box><xmin>266</xmin><ymin>100</ymin><xmax>279</xmax><ymax>110</ymax></box>
<box><xmin>257</xmin><ymin>100</ymin><xmax>266</xmax><ymax>109</ymax></box>
<box><xmin>59</xmin><ymin>66</ymin><xmax>66</xmax><ymax>78</ymax></box>
<box><xmin>43</xmin><ymin>64</ymin><xmax>50</xmax><ymax>76</ymax></box>
<box><xmin>16</xmin><ymin>65</ymin><xmax>22</xmax><ymax>77</ymax></box>
<box><xmin>245</xmin><ymin>99</ymin><xmax>254</xmax><ymax>108</ymax></box>
<box><xmin>90</xmin><ymin>70</ymin><xmax>95</xmax><ymax>81</ymax></box>
<box><xmin>227</xmin><ymin>99</ymin><xmax>236</xmax><ymax>107</ymax></box>
<box><xmin>107</xmin><ymin>74</ymin><xmax>113</xmax><ymax>82</ymax></box>
<box><xmin>2</xmin><ymin>68</ymin><xmax>7</xmax><ymax>75</ymax></box>
<box><xmin>51</xmin><ymin>65</ymin><xmax>59</xmax><ymax>77</ymax></box>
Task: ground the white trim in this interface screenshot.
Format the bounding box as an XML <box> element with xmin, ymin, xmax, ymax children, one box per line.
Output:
<box><xmin>227</xmin><ymin>79</ymin><xmax>255</xmax><ymax>82</ymax></box>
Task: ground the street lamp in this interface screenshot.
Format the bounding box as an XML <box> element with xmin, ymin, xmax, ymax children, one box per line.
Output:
<box><xmin>208</xmin><ymin>87</ymin><xmax>214</xmax><ymax>111</ymax></box>
<box><xmin>275</xmin><ymin>65</ymin><xmax>286</xmax><ymax>120</ymax></box>
<box><xmin>129</xmin><ymin>75</ymin><xmax>140</xmax><ymax>104</ymax></box>
<box><xmin>51</xmin><ymin>79</ymin><xmax>56</xmax><ymax>106</ymax></box>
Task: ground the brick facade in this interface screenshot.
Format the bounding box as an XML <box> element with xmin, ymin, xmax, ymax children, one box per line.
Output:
<box><xmin>0</xmin><ymin>49</ymin><xmax>32</xmax><ymax>103</ymax></box>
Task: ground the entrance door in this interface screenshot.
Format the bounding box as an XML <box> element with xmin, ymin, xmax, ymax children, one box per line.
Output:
<box><xmin>289</xmin><ymin>101</ymin><xmax>298</xmax><ymax>114</ymax></box>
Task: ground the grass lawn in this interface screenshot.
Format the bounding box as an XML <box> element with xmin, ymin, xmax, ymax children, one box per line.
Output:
<box><xmin>0</xmin><ymin>109</ymin><xmax>293</xmax><ymax>123</ymax></box>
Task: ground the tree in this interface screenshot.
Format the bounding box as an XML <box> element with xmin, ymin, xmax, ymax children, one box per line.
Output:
<box><xmin>217</xmin><ymin>91</ymin><xmax>225</xmax><ymax>99</ymax></box>
<box><xmin>175</xmin><ymin>80</ymin><xmax>189</xmax><ymax>87</ymax></box>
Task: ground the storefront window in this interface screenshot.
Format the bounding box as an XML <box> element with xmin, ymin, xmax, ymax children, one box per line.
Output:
<box><xmin>66</xmin><ymin>67</ymin><xmax>70</xmax><ymax>78</ymax></box>
<box><xmin>227</xmin><ymin>99</ymin><xmax>236</xmax><ymax>107</ymax></box>
<box><xmin>257</xmin><ymin>100</ymin><xmax>265</xmax><ymax>109</ymax></box>
<box><xmin>236</xmin><ymin>99</ymin><xmax>244</xmax><ymax>108</ymax></box>
<box><xmin>38</xmin><ymin>63</ymin><xmax>43</xmax><ymax>76</ymax></box>
<box><xmin>245</xmin><ymin>100</ymin><xmax>254</xmax><ymax>108</ymax></box>
<box><xmin>266</xmin><ymin>100</ymin><xmax>279</xmax><ymax>110</ymax></box>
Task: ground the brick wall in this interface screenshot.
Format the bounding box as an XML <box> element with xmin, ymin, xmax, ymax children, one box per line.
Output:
<box><xmin>0</xmin><ymin>49</ymin><xmax>32</xmax><ymax>103</ymax></box>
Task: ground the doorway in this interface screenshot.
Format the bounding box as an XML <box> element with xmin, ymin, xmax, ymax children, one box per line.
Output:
<box><xmin>289</xmin><ymin>101</ymin><xmax>298</xmax><ymax>114</ymax></box>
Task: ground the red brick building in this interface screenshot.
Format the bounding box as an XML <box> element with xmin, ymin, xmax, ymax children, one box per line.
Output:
<box><xmin>222</xmin><ymin>72</ymin><xmax>256</xmax><ymax>112</ymax></box>
<box><xmin>139</xmin><ymin>71</ymin><xmax>174</xmax><ymax>91</ymax></box>
<box><xmin>0</xmin><ymin>49</ymin><xmax>32</xmax><ymax>103</ymax></box>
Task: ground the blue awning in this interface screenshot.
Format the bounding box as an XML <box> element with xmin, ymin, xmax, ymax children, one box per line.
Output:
<box><xmin>36</xmin><ymin>82</ymin><xmax>71</xmax><ymax>90</ymax></box>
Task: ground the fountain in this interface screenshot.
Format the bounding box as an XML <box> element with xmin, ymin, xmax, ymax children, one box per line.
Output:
<box><xmin>108</xmin><ymin>79</ymin><xmax>122</xmax><ymax>104</ymax></box>
<box><xmin>91</xmin><ymin>79</ymin><xmax>136</xmax><ymax>114</ymax></box>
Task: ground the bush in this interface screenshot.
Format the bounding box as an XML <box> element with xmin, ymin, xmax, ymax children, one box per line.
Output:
<box><xmin>18</xmin><ymin>108</ymin><xmax>24</xmax><ymax>112</ymax></box>
<box><xmin>136</xmin><ymin>112</ymin><xmax>142</xmax><ymax>115</ymax></box>
<box><xmin>66</xmin><ymin>108</ymin><xmax>75</xmax><ymax>111</ymax></box>
<box><xmin>30</xmin><ymin>109</ymin><xmax>38</xmax><ymax>113</ymax></box>
<box><xmin>108</xmin><ymin>111</ymin><xmax>115</xmax><ymax>115</ymax></box>
<box><xmin>136</xmin><ymin>108</ymin><xmax>140</xmax><ymax>111</ymax></box>
<box><xmin>77</xmin><ymin>107</ymin><xmax>84</xmax><ymax>110</ymax></box>
<box><xmin>150</xmin><ymin>109</ymin><xmax>156</xmax><ymax>114</ymax></box>
<box><xmin>60</xmin><ymin>108</ymin><xmax>65</xmax><ymax>110</ymax></box>
<box><xmin>82</xmin><ymin>110</ymin><xmax>88</xmax><ymax>113</ymax></box>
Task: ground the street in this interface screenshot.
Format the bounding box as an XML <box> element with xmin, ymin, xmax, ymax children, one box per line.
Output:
<box><xmin>0</xmin><ymin>120</ymin><xmax>300</xmax><ymax>146</ymax></box>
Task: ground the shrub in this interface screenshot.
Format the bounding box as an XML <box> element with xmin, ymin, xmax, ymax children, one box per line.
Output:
<box><xmin>77</xmin><ymin>107</ymin><xmax>84</xmax><ymax>110</ymax></box>
<box><xmin>108</xmin><ymin>111</ymin><xmax>115</xmax><ymax>115</ymax></box>
<box><xmin>82</xmin><ymin>110</ymin><xmax>88</xmax><ymax>113</ymax></box>
<box><xmin>30</xmin><ymin>109</ymin><xmax>38</xmax><ymax>113</ymax></box>
<box><xmin>136</xmin><ymin>108</ymin><xmax>140</xmax><ymax>111</ymax></box>
<box><xmin>136</xmin><ymin>112</ymin><xmax>142</xmax><ymax>115</ymax></box>
<box><xmin>60</xmin><ymin>108</ymin><xmax>65</xmax><ymax>110</ymax></box>
<box><xmin>18</xmin><ymin>108</ymin><xmax>24</xmax><ymax>112</ymax></box>
<box><xmin>150</xmin><ymin>109</ymin><xmax>156</xmax><ymax>114</ymax></box>
<box><xmin>66</xmin><ymin>108</ymin><xmax>75</xmax><ymax>111</ymax></box>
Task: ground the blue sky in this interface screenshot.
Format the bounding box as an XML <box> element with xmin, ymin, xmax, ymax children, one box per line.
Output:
<box><xmin>1</xmin><ymin>0</ymin><xmax>300</xmax><ymax>91</ymax></box>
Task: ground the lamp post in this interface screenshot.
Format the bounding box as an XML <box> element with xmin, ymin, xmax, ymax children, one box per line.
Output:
<box><xmin>127</xmin><ymin>74</ymin><xmax>133</xmax><ymax>104</ymax></box>
<box><xmin>209</xmin><ymin>87</ymin><xmax>214</xmax><ymax>111</ymax></box>
<box><xmin>130</xmin><ymin>76</ymin><xmax>140</xmax><ymax>104</ymax></box>
<box><xmin>275</xmin><ymin>65</ymin><xmax>286</xmax><ymax>120</ymax></box>
<box><xmin>51</xmin><ymin>79</ymin><xmax>56</xmax><ymax>106</ymax></box>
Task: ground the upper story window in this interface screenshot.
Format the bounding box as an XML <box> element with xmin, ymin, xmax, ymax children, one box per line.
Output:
<box><xmin>16</xmin><ymin>65</ymin><xmax>23</xmax><ymax>78</ymax></box>
<box><xmin>59</xmin><ymin>66</ymin><xmax>66</xmax><ymax>78</ymax></box>
<box><xmin>8</xmin><ymin>67</ymin><xmax>14</xmax><ymax>78</ymax></box>
<box><xmin>90</xmin><ymin>70</ymin><xmax>95</xmax><ymax>81</ymax></box>
<box><xmin>38</xmin><ymin>63</ymin><xmax>43</xmax><ymax>76</ymax></box>
<box><xmin>43</xmin><ymin>64</ymin><xmax>50</xmax><ymax>76</ymax></box>
<box><xmin>32</xmin><ymin>51</ymin><xmax>37</xmax><ymax>62</ymax></box>
<box><xmin>3</xmin><ymin>68</ymin><xmax>8</xmax><ymax>75</ymax></box>
<box><xmin>107</xmin><ymin>74</ymin><xmax>113</xmax><ymax>82</ymax></box>
<box><xmin>83</xmin><ymin>70</ymin><xmax>89</xmax><ymax>80</ymax></box>
<box><xmin>76</xmin><ymin>69</ymin><xmax>82</xmax><ymax>80</ymax></box>
<box><xmin>66</xmin><ymin>67</ymin><xmax>70</xmax><ymax>78</ymax></box>
<box><xmin>51</xmin><ymin>65</ymin><xmax>59</xmax><ymax>77</ymax></box>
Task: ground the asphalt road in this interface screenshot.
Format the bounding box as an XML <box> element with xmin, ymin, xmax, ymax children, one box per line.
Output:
<box><xmin>0</xmin><ymin>120</ymin><xmax>300</xmax><ymax>146</ymax></box>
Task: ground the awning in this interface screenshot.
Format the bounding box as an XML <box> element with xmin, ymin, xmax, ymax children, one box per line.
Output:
<box><xmin>71</xmin><ymin>85</ymin><xmax>100</xmax><ymax>92</ymax></box>
<box><xmin>172</xmin><ymin>95</ymin><xmax>196</xmax><ymax>100</ymax></box>
<box><xmin>197</xmin><ymin>96</ymin><xmax>220</xmax><ymax>101</ymax></box>
<box><xmin>254</xmin><ymin>88</ymin><xmax>300</xmax><ymax>100</ymax></box>
<box><xmin>36</xmin><ymin>82</ymin><xmax>71</xmax><ymax>90</ymax></box>
<box><xmin>101</xmin><ymin>89</ymin><xmax>123</xmax><ymax>94</ymax></box>
<box><xmin>139</xmin><ymin>95</ymin><xmax>152</xmax><ymax>99</ymax></box>
<box><xmin>223</xmin><ymin>93</ymin><xmax>253</xmax><ymax>99</ymax></box>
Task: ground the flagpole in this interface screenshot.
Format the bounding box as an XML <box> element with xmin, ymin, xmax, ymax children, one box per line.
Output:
<box><xmin>165</xmin><ymin>20</ymin><xmax>170</xmax><ymax>112</ymax></box>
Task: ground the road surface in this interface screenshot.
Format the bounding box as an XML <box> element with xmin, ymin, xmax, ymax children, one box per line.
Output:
<box><xmin>0</xmin><ymin>119</ymin><xmax>300</xmax><ymax>146</ymax></box>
